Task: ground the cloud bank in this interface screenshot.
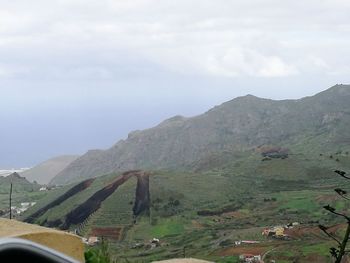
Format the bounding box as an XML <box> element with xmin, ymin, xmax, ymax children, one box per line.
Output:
<box><xmin>0</xmin><ymin>0</ymin><xmax>349</xmax><ymax>80</ymax></box>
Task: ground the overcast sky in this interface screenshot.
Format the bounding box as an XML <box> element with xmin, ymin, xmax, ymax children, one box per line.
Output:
<box><xmin>1</xmin><ymin>0</ymin><xmax>349</xmax><ymax>168</ymax></box>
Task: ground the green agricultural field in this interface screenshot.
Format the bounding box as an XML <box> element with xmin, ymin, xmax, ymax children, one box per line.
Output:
<box><xmin>19</xmin><ymin>149</ymin><xmax>350</xmax><ymax>262</ymax></box>
<box><xmin>0</xmin><ymin>191</ymin><xmax>48</xmax><ymax>211</ymax></box>
<box><xmin>0</xmin><ymin>175</ymin><xmax>47</xmax><ymax>217</ymax></box>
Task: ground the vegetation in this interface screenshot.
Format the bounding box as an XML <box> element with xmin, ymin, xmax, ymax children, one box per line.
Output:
<box><xmin>52</xmin><ymin>85</ymin><xmax>350</xmax><ymax>185</ymax></box>
<box><xmin>19</xmin><ymin>149</ymin><xmax>350</xmax><ymax>262</ymax></box>
<box><xmin>319</xmin><ymin>169</ymin><xmax>350</xmax><ymax>263</ymax></box>
<box><xmin>85</xmin><ymin>239</ymin><xmax>115</xmax><ymax>263</ymax></box>
<box><xmin>0</xmin><ymin>173</ymin><xmax>45</xmax><ymax>216</ymax></box>
<box><xmin>16</xmin><ymin>85</ymin><xmax>350</xmax><ymax>262</ymax></box>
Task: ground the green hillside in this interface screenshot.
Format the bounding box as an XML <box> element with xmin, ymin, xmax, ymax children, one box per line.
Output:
<box><xmin>0</xmin><ymin>173</ymin><xmax>44</xmax><ymax>217</ymax></box>
<box><xmin>21</xmin><ymin>148</ymin><xmax>350</xmax><ymax>262</ymax></box>
<box><xmin>51</xmin><ymin>84</ymin><xmax>350</xmax><ymax>185</ymax></box>
<box><xmin>19</xmin><ymin>85</ymin><xmax>350</xmax><ymax>262</ymax></box>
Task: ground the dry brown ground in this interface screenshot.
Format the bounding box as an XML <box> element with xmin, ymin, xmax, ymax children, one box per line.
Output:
<box><xmin>284</xmin><ymin>224</ymin><xmax>345</xmax><ymax>239</ymax></box>
<box><xmin>217</xmin><ymin>244</ymin><xmax>271</xmax><ymax>256</ymax></box>
<box><xmin>90</xmin><ymin>227</ymin><xmax>123</xmax><ymax>240</ymax></box>
<box><xmin>191</xmin><ymin>220</ymin><xmax>205</xmax><ymax>229</ymax></box>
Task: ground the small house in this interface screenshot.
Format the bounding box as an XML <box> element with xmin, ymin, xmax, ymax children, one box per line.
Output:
<box><xmin>239</xmin><ymin>254</ymin><xmax>262</xmax><ymax>262</ymax></box>
<box><xmin>87</xmin><ymin>236</ymin><xmax>99</xmax><ymax>246</ymax></box>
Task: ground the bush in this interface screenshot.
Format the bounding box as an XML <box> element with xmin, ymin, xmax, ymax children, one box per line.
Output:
<box><xmin>85</xmin><ymin>239</ymin><xmax>114</xmax><ymax>263</ymax></box>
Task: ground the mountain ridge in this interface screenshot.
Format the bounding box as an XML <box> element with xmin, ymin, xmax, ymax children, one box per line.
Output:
<box><xmin>21</xmin><ymin>155</ymin><xmax>79</xmax><ymax>184</ymax></box>
<box><xmin>50</xmin><ymin>84</ymin><xmax>350</xmax><ymax>185</ymax></box>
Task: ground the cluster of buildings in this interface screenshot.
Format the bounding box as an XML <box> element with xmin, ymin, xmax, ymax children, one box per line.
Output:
<box><xmin>130</xmin><ymin>238</ymin><xmax>162</xmax><ymax>250</ymax></box>
<box><xmin>239</xmin><ymin>254</ymin><xmax>263</xmax><ymax>263</ymax></box>
<box><xmin>262</xmin><ymin>222</ymin><xmax>299</xmax><ymax>239</ymax></box>
<box><xmin>236</xmin><ymin>223</ymin><xmax>300</xmax><ymax>262</ymax></box>
<box><xmin>39</xmin><ymin>185</ymin><xmax>60</xmax><ymax>191</ymax></box>
<box><xmin>11</xmin><ymin>202</ymin><xmax>36</xmax><ymax>215</ymax></box>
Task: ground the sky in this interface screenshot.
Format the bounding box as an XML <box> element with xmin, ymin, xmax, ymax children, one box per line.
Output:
<box><xmin>0</xmin><ymin>0</ymin><xmax>349</xmax><ymax>168</ymax></box>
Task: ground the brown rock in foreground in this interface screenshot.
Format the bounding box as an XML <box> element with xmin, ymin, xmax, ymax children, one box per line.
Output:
<box><xmin>0</xmin><ymin>218</ymin><xmax>84</xmax><ymax>262</ymax></box>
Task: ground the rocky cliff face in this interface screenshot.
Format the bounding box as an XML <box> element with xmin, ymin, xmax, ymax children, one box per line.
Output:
<box><xmin>50</xmin><ymin>84</ymin><xmax>350</xmax><ymax>185</ymax></box>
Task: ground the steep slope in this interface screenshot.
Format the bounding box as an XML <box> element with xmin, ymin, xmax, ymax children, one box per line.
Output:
<box><xmin>23</xmin><ymin>178</ymin><xmax>95</xmax><ymax>224</ymax></box>
<box><xmin>51</xmin><ymin>84</ymin><xmax>350</xmax><ymax>185</ymax></box>
<box><xmin>23</xmin><ymin>171</ymin><xmax>150</xmax><ymax>230</ymax></box>
<box><xmin>21</xmin><ymin>155</ymin><xmax>79</xmax><ymax>184</ymax></box>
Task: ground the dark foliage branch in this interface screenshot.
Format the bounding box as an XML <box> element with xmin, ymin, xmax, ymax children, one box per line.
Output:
<box><xmin>335</xmin><ymin>170</ymin><xmax>350</xmax><ymax>179</ymax></box>
<box><xmin>319</xmin><ymin>225</ymin><xmax>341</xmax><ymax>245</ymax></box>
<box><xmin>323</xmin><ymin>205</ymin><xmax>350</xmax><ymax>221</ymax></box>
<box><xmin>320</xmin><ymin>170</ymin><xmax>350</xmax><ymax>263</ymax></box>
<box><xmin>334</xmin><ymin>188</ymin><xmax>350</xmax><ymax>201</ymax></box>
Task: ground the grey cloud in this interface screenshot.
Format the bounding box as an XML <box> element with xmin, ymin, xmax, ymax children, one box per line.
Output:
<box><xmin>0</xmin><ymin>0</ymin><xmax>349</xmax><ymax>79</ymax></box>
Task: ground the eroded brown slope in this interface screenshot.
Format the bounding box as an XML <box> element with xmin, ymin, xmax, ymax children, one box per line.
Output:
<box><xmin>23</xmin><ymin>178</ymin><xmax>95</xmax><ymax>224</ymax></box>
<box><xmin>133</xmin><ymin>172</ymin><xmax>150</xmax><ymax>216</ymax></box>
<box><xmin>56</xmin><ymin>171</ymin><xmax>150</xmax><ymax>229</ymax></box>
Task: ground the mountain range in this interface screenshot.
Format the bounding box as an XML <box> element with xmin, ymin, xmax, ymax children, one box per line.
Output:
<box><xmin>0</xmin><ymin>172</ymin><xmax>40</xmax><ymax>193</ymax></box>
<box><xmin>21</xmin><ymin>155</ymin><xmax>79</xmax><ymax>185</ymax></box>
<box><xmin>22</xmin><ymin>84</ymin><xmax>350</xmax><ymax>262</ymax></box>
<box><xmin>50</xmin><ymin>84</ymin><xmax>350</xmax><ymax>185</ymax></box>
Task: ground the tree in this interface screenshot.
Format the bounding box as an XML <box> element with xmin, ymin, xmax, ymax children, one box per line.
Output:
<box><xmin>319</xmin><ymin>170</ymin><xmax>350</xmax><ymax>263</ymax></box>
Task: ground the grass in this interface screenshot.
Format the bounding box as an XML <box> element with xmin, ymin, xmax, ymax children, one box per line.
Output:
<box><xmin>281</xmin><ymin>194</ymin><xmax>318</xmax><ymax>212</ymax></box>
<box><xmin>302</xmin><ymin>242</ymin><xmax>332</xmax><ymax>256</ymax></box>
<box><xmin>87</xmin><ymin>177</ymin><xmax>136</xmax><ymax>228</ymax></box>
<box><xmin>18</xmin><ymin>148</ymin><xmax>350</xmax><ymax>262</ymax></box>
<box><xmin>271</xmin><ymin>190</ymin><xmax>326</xmax><ymax>220</ymax></box>
<box><xmin>0</xmin><ymin>177</ymin><xmax>44</xmax><ymax>210</ymax></box>
<box><xmin>216</xmin><ymin>256</ymin><xmax>240</xmax><ymax>263</ymax></box>
<box><xmin>151</xmin><ymin>218</ymin><xmax>185</xmax><ymax>238</ymax></box>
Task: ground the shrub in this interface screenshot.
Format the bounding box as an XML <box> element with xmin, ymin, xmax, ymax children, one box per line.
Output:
<box><xmin>85</xmin><ymin>238</ymin><xmax>114</xmax><ymax>263</ymax></box>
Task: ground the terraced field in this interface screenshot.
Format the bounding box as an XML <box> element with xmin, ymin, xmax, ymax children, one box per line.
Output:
<box><xmin>20</xmin><ymin>150</ymin><xmax>350</xmax><ymax>262</ymax></box>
